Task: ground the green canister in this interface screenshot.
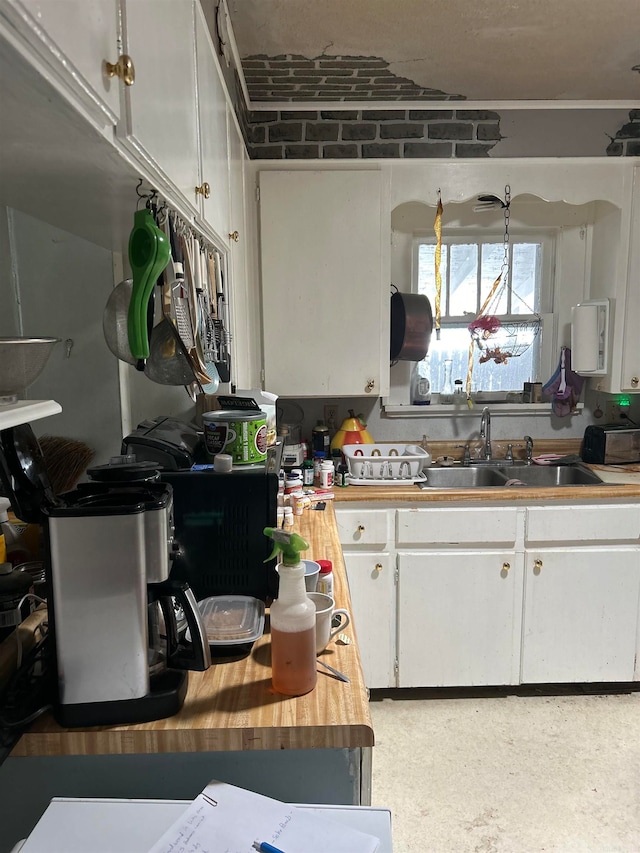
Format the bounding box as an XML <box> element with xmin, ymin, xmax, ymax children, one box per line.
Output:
<box><xmin>203</xmin><ymin>410</ymin><xmax>268</xmax><ymax>465</ymax></box>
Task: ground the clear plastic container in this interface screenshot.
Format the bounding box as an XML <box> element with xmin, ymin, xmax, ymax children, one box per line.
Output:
<box><xmin>194</xmin><ymin>595</ymin><xmax>265</xmax><ymax>656</ymax></box>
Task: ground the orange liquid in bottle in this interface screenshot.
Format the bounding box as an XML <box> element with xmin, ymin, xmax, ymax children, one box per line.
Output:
<box><xmin>271</xmin><ymin>626</ymin><xmax>317</xmax><ymax>696</ymax></box>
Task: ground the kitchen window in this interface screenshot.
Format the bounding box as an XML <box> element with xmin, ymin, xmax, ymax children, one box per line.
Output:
<box><xmin>414</xmin><ymin>231</ymin><xmax>555</xmax><ymax>400</ymax></box>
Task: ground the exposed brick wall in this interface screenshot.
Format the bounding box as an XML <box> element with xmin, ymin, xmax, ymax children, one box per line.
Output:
<box><xmin>236</xmin><ymin>53</ymin><xmax>501</xmax><ymax>159</ymax></box>
<box><xmin>244</xmin><ymin>108</ymin><xmax>502</xmax><ymax>159</ymax></box>
<box><xmin>224</xmin><ymin>53</ymin><xmax>637</xmax><ymax>160</ymax></box>
<box><xmin>241</xmin><ymin>54</ymin><xmax>463</xmax><ymax>102</ymax></box>
<box><xmin>606</xmin><ymin>110</ymin><xmax>640</xmax><ymax>156</ymax></box>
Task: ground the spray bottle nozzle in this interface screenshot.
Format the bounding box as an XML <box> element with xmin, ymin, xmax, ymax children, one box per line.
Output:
<box><xmin>264</xmin><ymin>526</ymin><xmax>309</xmax><ymax>565</ymax></box>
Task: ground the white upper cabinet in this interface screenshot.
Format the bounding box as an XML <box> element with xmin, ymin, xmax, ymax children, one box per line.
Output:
<box><xmin>259</xmin><ymin>169</ymin><xmax>389</xmax><ymax>398</ymax></box>
<box><xmin>619</xmin><ymin>165</ymin><xmax>640</xmax><ymax>393</ymax></box>
<box><xmin>118</xmin><ymin>0</ymin><xmax>200</xmax><ymax>210</ymax></box>
<box><xmin>1</xmin><ymin>0</ymin><xmax>121</xmax><ymax>126</ymax></box>
<box><xmin>194</xmin><ymin>3</ymin><xmax>230</xmax><ymax>244</ymax></box>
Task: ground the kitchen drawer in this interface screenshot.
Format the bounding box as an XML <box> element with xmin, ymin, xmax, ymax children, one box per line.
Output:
<box><xmin>335</xmin><ymin>509</ymin><xmax>389</xmax><ymax>547</ymax></box>
<box><xmin>526</xmin><ymin>504</ymin><xmax>640</xmax><ymax>544</ymax></box>
<box><xmin>396</xmin><ymin>507</ymin><xmax>518</xmax><ymax>546</ymax></box>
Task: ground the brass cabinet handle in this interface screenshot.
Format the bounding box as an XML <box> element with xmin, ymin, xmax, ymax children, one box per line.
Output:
<box><xmin>632</xmin><ymin>376</ymin><xmax>639</xmax><ymax>388</ymax></box>
<box><xmin>357</xmin><ymin>524</ymin><xmax>365</xmax><ymax>532</ymax></box>
<box><xmin>229</xmin><ymin>230</ymin><xmax>239</xmax><ymax>242</ymax></box>
<box><xmin>374</xmin><ymin>563</ymin><xmax>383</xmax><ymax>573</ymax></box>
<box><xmin>365</xmin><ymin>379</ymin><xmax>375</xmax><ymax>393</ymax></box>
<box><xmin>502</xmin><ymin>562</ymin><xmax>510</xmax><ymax>572</ymax></box>
<box><xmin>195</xmin><ymin>182</ymin><xmax>211</xmax><ymax>199</ymax></box>
<box><xmin>104</xmin><ymin>55</ymin><xmax>135</xmax><ymax>86</ymax></box>
<box><xmin>534</xmin><ymin>559</ymin><xmax>543</xmax><ymax>571</ymax></box>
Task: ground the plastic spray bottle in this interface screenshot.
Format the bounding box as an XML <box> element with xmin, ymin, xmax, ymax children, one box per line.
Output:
<box><xmin>264</xmin><ymin>526</ymin><xmax>317</xmax><ymax>696</ymax></box>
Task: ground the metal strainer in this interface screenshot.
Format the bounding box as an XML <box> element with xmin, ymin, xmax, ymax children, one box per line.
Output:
<box><xmin>0</xmin><ymin>337</ymin><xmax>60</xmax><ymax>402</ymax></box>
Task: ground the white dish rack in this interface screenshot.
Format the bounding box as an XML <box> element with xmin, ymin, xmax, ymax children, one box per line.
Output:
<box><xmin>343</xmin><ymin>443</ymin><xmax>431</xmax><ymax>483</ymax></box>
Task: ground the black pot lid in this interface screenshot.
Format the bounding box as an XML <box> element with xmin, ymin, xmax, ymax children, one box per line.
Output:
<box><xmin>87</xmin><ymin>460</ymin><xmax>161</xmax><ymax>482</ymax></box>
<box><xmin>0</xmin><ymin>423</ymin><xmax>58</xmax><ymax>523</ymax></box>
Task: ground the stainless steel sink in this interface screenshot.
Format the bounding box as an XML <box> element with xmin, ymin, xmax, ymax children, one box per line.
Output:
<box><xmin>419</xmin><ymin>467</ymin><xmax>510</xmax><ymax>488</ymax></box>
<box><xmin>418</xmin><ymin>463</ymin><xmax>604</xmax><ymax>489</ymax></box>
<box><xmin>498</xmin><ymin>464</ymin><xmax>604</xmax><ymax>486</ymax></box>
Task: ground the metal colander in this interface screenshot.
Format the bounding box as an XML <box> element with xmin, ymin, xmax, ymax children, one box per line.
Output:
<box><xmin>0</xmin><ymin>337</ymin><xmax>60</xmax><ymax>402</ymax></box>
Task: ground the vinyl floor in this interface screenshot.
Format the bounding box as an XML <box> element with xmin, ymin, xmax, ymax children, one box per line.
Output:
<box><xmin>369</xmin><ymin>688</ymin><xmax>640</xmax><ymax>853</ymax></box>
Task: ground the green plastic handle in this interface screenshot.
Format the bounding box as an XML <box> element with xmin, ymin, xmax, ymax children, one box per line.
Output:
<box><xmin>128</xmin><ymin>209</ymin><xmax>170</xmax><ymax>359</ymax></box>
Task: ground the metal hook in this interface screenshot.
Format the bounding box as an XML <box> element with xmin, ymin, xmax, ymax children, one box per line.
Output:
<box><xmin>135</xmin><ymin>178</ymin><xmax>157</xmax><ymax>211</ymax></box>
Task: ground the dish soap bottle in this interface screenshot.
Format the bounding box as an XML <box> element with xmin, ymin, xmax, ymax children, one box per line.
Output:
<box><xmin>264</xmin><ymin>527</ymin><xmax>317</xmax><ymax>696</ymax></box>
<box><xmin>410</xmin><ymin>355</ymin><xmax>431</xmax><ymax>405</ymax></box>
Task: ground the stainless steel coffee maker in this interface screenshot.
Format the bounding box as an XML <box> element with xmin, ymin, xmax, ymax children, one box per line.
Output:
<box><xmin>0</xmin><ymin>425</ymin><xmax>210</xmax><ymax>727</ymax></box>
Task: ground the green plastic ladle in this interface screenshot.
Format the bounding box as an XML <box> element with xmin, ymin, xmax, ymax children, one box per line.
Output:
<box><xmin>127</xmin><ymin>209</ymin><xmax>171</xmax><ymax>359</ymax></box>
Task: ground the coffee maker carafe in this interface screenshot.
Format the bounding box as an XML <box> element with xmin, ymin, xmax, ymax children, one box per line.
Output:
<box><xmin>0</xmin><ymin>424</ymin><xmax>210</xmax><ymax>728</ymax></box>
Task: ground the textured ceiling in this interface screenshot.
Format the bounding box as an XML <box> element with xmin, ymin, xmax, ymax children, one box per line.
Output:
<box><xmin>227</xmin><ymin>0</ymin><xmax>640</xmax><ymax>104</ymax></box>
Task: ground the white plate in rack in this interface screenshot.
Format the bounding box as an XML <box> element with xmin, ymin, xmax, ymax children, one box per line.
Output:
<box><xmin>346</xmin><ymin>472</ymin><xmax>427</xmax><ymax>486</ymax></box>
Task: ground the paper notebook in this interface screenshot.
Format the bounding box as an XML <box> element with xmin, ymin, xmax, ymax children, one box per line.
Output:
<box><xmin>146</xmin><ymin>780</ymin><xmax>380</xmax><ymax>853</ymax></box>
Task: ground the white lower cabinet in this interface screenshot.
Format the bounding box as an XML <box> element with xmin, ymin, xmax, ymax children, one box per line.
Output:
<box><xmin>342</xmin><ymin>551</ymin><xmax>396</xmax><ymax>689</ymax></box>
<box><xmin>335</xmin><ymin>508</ymin><xmax>395</xmax><ymax>688</ymax></box>
<box><xmin>397</xmin><ymin>550</ymin><xmax>523</xmax><ymax>687</ymax></box>
<box><xmin>336</xmin><ymin>500</ymin><xmax>640</xmax><ymax>689</ymax></box>
<box><xmin>521</xmin><ymin>547</ymin><xmax>640</xmax><ymax>683</ymax></box>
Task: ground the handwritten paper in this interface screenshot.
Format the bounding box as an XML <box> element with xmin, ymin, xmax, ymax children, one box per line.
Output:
<box><xmin>146</xmin><ymin>780</ymin><xmax>379</xmax><ymax>853</ymax></box>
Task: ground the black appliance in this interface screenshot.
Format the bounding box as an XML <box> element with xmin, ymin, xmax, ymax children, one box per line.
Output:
<box><xmin>161</xmin><ymin>470</ymin><xmax>279</xmax><ymax>602</ymax></box>
<box><xmin>0</xmin><ymin>423</ymin><xmax>210</xmax><ymax>728</ymax></box>
<box><xmin>581</xmin><ymin>424</ymin><xmax>640</xmax><ymax>465</ymax></box>
<box><xmin>122</xmin><ymin>416</ymin><xmax>205</xmax><ymax>470</ymax></box>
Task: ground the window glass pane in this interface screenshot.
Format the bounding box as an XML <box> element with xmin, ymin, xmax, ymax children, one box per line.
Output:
<box><xmin>428</xmin><ymin>326</ymin><xmax>540</xmax><ymax>394</ymax></box>
<box><xmin>480</xmin><ymin>243</ymin><xmax>507</xmax><ymax>314</ymax></box>
<box><xmin>511</xmin><ymin>243</ymin><xmax>541</xmax><ymax>315</ymax></box>
<box><xmin>449</xmin><ymin>244</ymin><xmax>477</xmax><ymax>315</ymax></box>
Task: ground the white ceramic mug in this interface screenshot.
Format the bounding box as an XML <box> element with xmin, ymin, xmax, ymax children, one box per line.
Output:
<box><xmin>308</xmin><ymin>592</ymin><xmax>351</xmax><ymax>654</ymax></box>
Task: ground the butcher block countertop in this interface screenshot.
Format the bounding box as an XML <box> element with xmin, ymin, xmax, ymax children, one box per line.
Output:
<box><xmin>10</xmin><ymin>504</ymin><xmax>373</xmax><ymax>759</ymax></box>
<box><xmin>334</xmin><ymin>476</ymin><xmax>640</xmax><ymax>503</ymax></box>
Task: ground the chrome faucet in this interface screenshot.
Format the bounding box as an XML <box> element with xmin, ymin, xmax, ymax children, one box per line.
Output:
<box><xmin>524</xmin><ymin>435</ymin><xmax>534</xmax><ymax>465</ymax></box>
<box><xmin>480</xmin><ymin>406</ymin><xmax>492</xmax><ymax>460</ymax></box>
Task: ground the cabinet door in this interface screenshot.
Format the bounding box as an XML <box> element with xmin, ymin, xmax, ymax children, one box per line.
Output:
<box><xmin>259</xmin><ymin>170</ymin><xmax>387</xmax><ymax>397</ymax></box>
<box><xmin>343</xmin><ymin>551</ymin><xmax>395</xmax><ymax>689</ymax></box>
<box><xmin>398</xmin><ymin>550</ymin><xmax>523</xmax><ymax>687</ymax></box>
<box><xmin>521</xmin><ymin>547</ymin><xmax>640</xmax><ymax>683</ymax></box>
<box><xmin>119</xmin><ymin>0</ymin><xmax>199</xmax><ymax>206</ymax></box>
<box><xmin>3</xmin><ymin>0</ymin><xmax>120</xmax><ymax>125</ymax></box>
<box><xmin>194</xmin><ymin>3</ymin><xmax>229</xmax><ymax>241</ymax></box>
<box><xmin>621</xmin><ymin>165</ymin><xmax>640</xmax><ymax>392</ymax></box>
<box><xmin>227</xmin><ymin>115</ymin><xmax>261</xmax><ymax>388</ymax></box>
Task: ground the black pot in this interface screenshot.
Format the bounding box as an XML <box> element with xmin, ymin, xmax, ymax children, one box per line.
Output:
<box><xmin>390</xmin><ymin>291</ymin><xmax>433</xmax><ymax>361</ymax></box>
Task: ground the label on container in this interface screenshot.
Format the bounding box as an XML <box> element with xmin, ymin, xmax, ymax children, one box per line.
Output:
<box><xmin>203</xmin><ymin>410</ymin><xmax>267</xmax><ymax>465</ymax></box>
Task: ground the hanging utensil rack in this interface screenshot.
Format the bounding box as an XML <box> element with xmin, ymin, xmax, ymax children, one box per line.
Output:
<box><xmin>134</xmin><ymin>180</ymin><xmax>233</xmax><ymax>387</ymax></box>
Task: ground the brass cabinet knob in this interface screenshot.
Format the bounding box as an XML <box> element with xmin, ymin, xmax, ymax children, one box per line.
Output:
<box><xmin>534</xmin><ymin>559</ymin><xmax>543</xmax><ymax>571</ymax></box>
<box><xmin>374</xmin><ymin>563</ymin><xmax>383</xmax><ymax>573</ymax></box>
<box><xmin>365</xmin><ymin>379</ymin><xmax>375</xmax><ymax>393</ymax></box>
<box><xmin>502</xmin><ymin>562</ymin><xmax>510</xmax><ymax>572</ymax></box>
<box><xmin>228</xmin><ymin>230</ymin><xmax>239</xmax><ymax>242</ymax></box>
<box><xmin>195</xmin><ymin>182</ymin><xmax>211</xmax><ymax>199</ymax></box>
<box><xmin>357</xmin><ymin>524</ymin><xmax>365</xmax><ymax>533</ymax></box>
<box><xmin>104</xmin><ymin>55</ymin><xmax>135</xmax><ymax>86</ymax></box>
<box><xmin>631</xmin><ymin>376</ymin><xmax>639</xmax><ymax>388</ymax></box>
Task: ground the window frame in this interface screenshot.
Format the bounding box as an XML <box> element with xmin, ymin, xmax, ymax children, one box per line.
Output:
<box><xmin>411</xmin><ymin>227</ymin><xmax>558</xmax><ymax>405</ymax></box>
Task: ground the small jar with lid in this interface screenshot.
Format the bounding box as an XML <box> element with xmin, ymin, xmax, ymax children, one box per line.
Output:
<box><xmin>316</xmin><ymin>560</ymin><xmax>334</xmax><ymax>597</ymax></box>
<box><xmin>313</xmin><ymin>451</ymin><xmax>326</xmax><ymax>486</ymax></box>
<box><xmin>285</xmin><ymin>472</ymin><xmax>303</xmax><ymax>494</ymax></box>
<box><xmin>319</xmin><ymin>460</ymin><xmax>334</xmax><ymax>489</ymax></box>
<box><xmin>302</xmin><ymin>458</ymin><xmax>315</xmax><ymax>486</ymax></box>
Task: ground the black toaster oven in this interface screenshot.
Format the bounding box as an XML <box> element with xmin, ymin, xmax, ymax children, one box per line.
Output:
<box><xmin>581</xmin><ymin>424</ymin><xmax>640</xmax><ymax>465</ymax></box>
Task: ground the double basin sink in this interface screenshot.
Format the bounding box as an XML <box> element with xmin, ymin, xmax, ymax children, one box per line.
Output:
<box><xmin>419</xmin><ymin>461</ymin><xmax>604</xmax><ymax>490</ymax></box>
